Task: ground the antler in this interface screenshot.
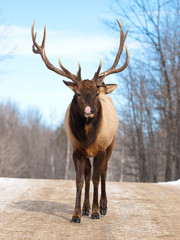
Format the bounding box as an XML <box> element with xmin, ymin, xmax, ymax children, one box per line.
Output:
<box><xmin>93</xmin><ymin>20</ymin><xmax>129</xmax><ymax>84</ymax></box>
<box><xmin>31</xmin><ymin>20</ymin><xmax>82</xmax><ymax>83</ymax></box>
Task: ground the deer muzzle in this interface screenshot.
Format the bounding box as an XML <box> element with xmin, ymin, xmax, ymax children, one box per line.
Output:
<box><xmin>84</xmin><ymin>106</ymin><xmax>96</xmax><ymax>118</ymax></box>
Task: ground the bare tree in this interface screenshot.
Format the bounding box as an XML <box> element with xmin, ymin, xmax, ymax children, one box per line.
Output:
<box><xmin>107</xmin><ymin>0</ymin><xmax>180</xmax><ymax>181</ymax></box>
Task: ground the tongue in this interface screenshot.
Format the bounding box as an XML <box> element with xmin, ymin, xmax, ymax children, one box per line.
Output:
<box><xmin>84</xmin><ymin>106</ymin><xmax>91</xmax><ymax>115</ymax></box>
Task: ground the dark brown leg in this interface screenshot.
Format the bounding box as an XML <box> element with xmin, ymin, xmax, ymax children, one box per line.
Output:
<box><xmin>100</xmin><ymin>138</ymin><xmax>115</xmax><ymax>216</ymax></box>
<box><xmin>91</xmin><ymin>151</ymin><xmax>106</xmax><ymax>219</ymax></box>
<box><xmin>82</xmin><ymin>158</ymin><xmax>91</xmax><ymax>216</ymax></box>
<box><xmin>100</xmin><ymin>164</ymin><xmax>108</xmax><ymax>215</ymax></box>
<box><xmin>71</xmin><ymin>151</ymin><xmax>85</xmax><ymax>223</ymax></box>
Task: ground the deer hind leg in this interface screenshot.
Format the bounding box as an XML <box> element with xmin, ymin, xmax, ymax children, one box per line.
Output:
<box><xmin>71</xmin><ymin>151</ymin><xmax>85</xmax><ymax>223</ymax></box>
<box><xmin>82</xmin><ymin>158</ymin><xmax>91</xmax><ymax>216</ymax></box>
<box><xmin>100</xmin><ymin>137</ymin><xmax>115</xmax><ymax>216</ymax></box>
<box><xmin>91</xmin><ymin>151</ymin><xmax>106</xmax><ymax>219</ymax></box>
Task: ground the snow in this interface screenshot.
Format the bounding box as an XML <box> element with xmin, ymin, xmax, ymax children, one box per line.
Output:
<box><xmin>158</xmin><ymin>179</ymin><xmax>180</xmax><ymax>186</ymax></box>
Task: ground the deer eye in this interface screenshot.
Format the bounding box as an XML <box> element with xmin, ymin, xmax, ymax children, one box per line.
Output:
<box><xmin>77</xmin><ymin>93</ymin><xmax>81</xmax><ymax>97</ymax></box>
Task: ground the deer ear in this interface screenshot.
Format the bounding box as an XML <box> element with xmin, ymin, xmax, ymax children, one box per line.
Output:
<box><xmin>98</xmin><ymin>84</ymin><xmax>117</xmax><ymax>94</ymax></box>
<box><xmin>63</xmin><ymin>80</ymin><xmax>77</xmax><ymax>92</ymax></box>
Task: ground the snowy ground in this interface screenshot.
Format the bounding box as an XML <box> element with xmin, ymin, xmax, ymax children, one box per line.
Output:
<box><xmin>158</xmin><ymin>179</ymin><xmax>180</xmax><ymax>186</ymax></box>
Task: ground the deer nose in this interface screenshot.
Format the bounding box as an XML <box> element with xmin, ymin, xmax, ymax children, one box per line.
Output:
<box><xmin>84</xmin><ymin>106</ymin><xmax>91</xmax><ymax>115</ymax></box>
<box><xmin>84</xmin><ymin>106</ymin><xmax>96</xmax><ymax>118</ymax></box>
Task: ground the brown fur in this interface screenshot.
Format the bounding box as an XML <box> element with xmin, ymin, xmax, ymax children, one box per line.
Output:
<box><xmin>64</xmin><ymin>80</ymin><xmax>118</xmax><ymax>223</ymax></box>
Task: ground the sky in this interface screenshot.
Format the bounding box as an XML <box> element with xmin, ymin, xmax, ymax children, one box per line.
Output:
<box><xmin>0</xmin><ymin>0</ymin><xmax>131</xmax><ymax>127</ymax></box>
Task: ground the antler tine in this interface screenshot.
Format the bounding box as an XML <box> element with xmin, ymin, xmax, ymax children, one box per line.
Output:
<box><xmin>96</xmin><ymin>20</ymin><xmax>129</xmax><ymax>84</ymax></box>
<box><xmin>32</xmin><ymin>20</ymin><xmax>40</xmax><ymax>54</ymax></box>
<box><xmin>58</xmin><ymin>58</ymin><xmax>82</xmax><ymax>83</ymax></box>
<box><xmin>110</xmin><ymin>19</ymin><xmax>128</xmax><ymax>69</ymax></box>
<box><xmin>77</xmin><ymin>61</ymin><xmax>82</xmax><ymax>82</ymax></box>
<box><xmin>41</xmin><ymin>25</ymin><xmax>46</xmax><ymax>48</ymax></box>
<box><xmin>31</xmin><ymin>20</ymin><xmax>82</xmax><ymax>83</ymax></box>
<box><xmin>107</xmin><ymin>44</ymin><xmax>129</xmax><ymax>74</ymax></box>
<box><xmin>92</xmin><ymin>58</ymin><xmax>103</xmax><ymax>83</ymax></box>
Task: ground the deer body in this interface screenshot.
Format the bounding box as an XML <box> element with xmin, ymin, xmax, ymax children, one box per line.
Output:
<box><xmin>31</xmin><ymin>20</ymin><xmax>129</xmax><ymax>223</ymax></box>
<box><xmin>65</xmin><ymin>93</ymin><xmax>119</xmax><ymax>157</ymax></box>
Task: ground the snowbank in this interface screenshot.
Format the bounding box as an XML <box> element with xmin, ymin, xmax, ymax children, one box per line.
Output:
<box><xmin>158</xmin><ymin>179</ymin><xmax>180</xmax><ymax>186</ymax></box>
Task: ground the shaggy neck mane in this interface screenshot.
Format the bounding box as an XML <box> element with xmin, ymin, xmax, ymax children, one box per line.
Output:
<box><xmin>69</xmin><ymin>96</ymin><xmax>102</xmax><ymax>148</ymax></box>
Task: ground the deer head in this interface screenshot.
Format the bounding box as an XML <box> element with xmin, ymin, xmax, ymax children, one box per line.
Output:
<box><xmin>31</xmin><ymin>20</ymin><xmax>129</xmax><ymax>118</ymax></box>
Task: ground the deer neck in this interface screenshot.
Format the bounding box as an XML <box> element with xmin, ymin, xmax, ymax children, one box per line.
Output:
<box><xmin>69</xmin><ymin>99</ymin><xmax>102</xmax><ymax>148</ymax></box>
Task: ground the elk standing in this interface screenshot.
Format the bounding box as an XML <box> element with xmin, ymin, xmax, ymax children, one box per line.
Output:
<box><xmin>31</xmin><ymin>20</ymin><xmax>129</xmax><ymax>223</ymax></box>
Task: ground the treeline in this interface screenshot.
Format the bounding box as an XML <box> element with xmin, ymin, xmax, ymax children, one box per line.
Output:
<box><xmin>1</xmin><ymin>99</ymin><xmax>175</xmax><ymax>182</ymax></box>
<box><xmin>0</xmin><ymin>101</ymin><xmax>137</xmax><ymax>182</ymax></box>
<box><xmin>0</xmin><ymin>102</ymin><xmax>67</xmax><ymax>179</ymax></box>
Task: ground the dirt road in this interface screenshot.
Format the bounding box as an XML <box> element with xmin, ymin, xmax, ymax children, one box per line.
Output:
<box><xmin>0</xmin><ymin>178</ymin><xmax>180</xmax><ymax>240</ymax></box>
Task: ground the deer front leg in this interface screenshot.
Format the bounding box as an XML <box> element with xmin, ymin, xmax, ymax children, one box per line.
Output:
<box><xmin>82</xmin><ymin>158</ymin><xmax>91</xmax><ymax>216</ymax></box>
<box><xmin>100</xmin><ymin>139</ymin><xmax>115</xmax><ymax>216</ymax></box>
<box><xmin>72</xmin><ymin>151</ymin><xmax>85</xmax><ymax>223</ymax></box>
<box><xmin>91</xmin><ymin>151</ymin><xmax>106</xmax><ymax>219</ymax></box>
<box><xmin>100</xmin><ymin>163</ymin><xmax>108</xmax><ymax>216</ymax></box>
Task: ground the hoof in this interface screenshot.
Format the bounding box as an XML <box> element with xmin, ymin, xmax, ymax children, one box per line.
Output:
<box><xmin>91</xmin><ymin>214</ymin><xmax>100</xmax><ymax>219</ymax></box>
<box><xmin>82</xmin><ymin>210</ymin><xmax>89</xmax><ymax>216</ymax></box>
<box><xmin>71</xmin><ymin>216</ymin><xmax>81</xmax><ymax>223</ymax></box>
<box><xmin>100</xmin><ymin>208</ymin><xmax>107</xmax><ymax>215</ymax></box>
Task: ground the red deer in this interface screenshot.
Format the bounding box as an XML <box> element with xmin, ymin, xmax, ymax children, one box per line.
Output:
<box><xmin>31</xmin><ymin>20</ymin><xmax>129</xmax><ymax>223</ymax></box>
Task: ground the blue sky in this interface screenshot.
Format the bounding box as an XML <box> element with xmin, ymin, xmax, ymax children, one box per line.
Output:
<box><xmin>0</xmin><ymin>0</ymin><xmax>131</xmax><ymax>127</ymax></box>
